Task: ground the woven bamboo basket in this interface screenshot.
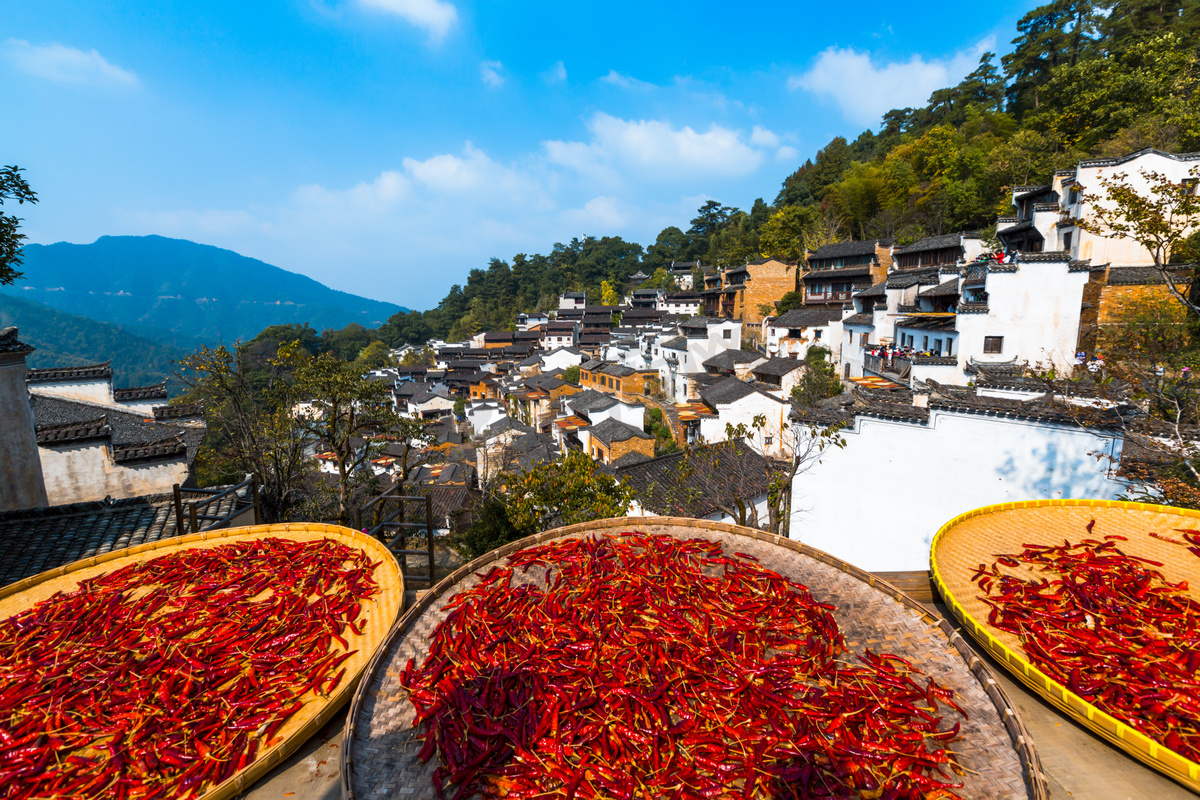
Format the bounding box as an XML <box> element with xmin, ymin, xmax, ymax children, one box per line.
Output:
<box><xmin>341</xmin><ymin>516</ymin><xmax>1048</xmax><ymax>800</ymax></box>
<box><xmin>930</xmin><ymin>499</ymin><xmax>1200</xmax><ymax>793</ymax></box>
<box><xmin>0</xmin><ymin>522</ymin><xmax>404</xmax><ymax>800</ymax></box>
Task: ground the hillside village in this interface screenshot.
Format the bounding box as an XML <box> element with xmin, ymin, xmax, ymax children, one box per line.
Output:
<box><xmin>2</xmin><ymin>146</ymin><xmax>1196</xmax><ymax>579</ymax></box>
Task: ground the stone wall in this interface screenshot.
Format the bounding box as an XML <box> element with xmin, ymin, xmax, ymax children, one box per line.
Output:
<box><xmin>38</xmin><ymin>442</ymin><xmax>189</xmax><ymax>506</ymax></box>
<box><xmin>0</xmin><ymin>350</ymin><xmax>48</xmax><ymax>512</ymax></box>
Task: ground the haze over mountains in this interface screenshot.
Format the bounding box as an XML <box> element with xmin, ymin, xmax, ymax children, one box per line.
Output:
<box><xmin>3</xmin><ymin>235</ymin><xmax>405</xmax><ymax>345</ymax></box>
<box><xmin>1</xmin><ymin>235</ymin><xmax>406</xmax><ymax>388</ymax></box>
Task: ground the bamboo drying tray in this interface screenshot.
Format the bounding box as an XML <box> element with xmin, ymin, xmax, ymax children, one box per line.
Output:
<box><xmin>931</xmin><ymin>499</ymin><xmax>1200</xmax><ymax>793</ymax></box>
<box><xmin>0</xmin><ymin>522</ymin><xmax>404</xmax><ymax>800</ymax></box>
<box><xmin>342</xmin><ymin>516</ymin><xmax>1048</xmax><ymax>800</ymax></box>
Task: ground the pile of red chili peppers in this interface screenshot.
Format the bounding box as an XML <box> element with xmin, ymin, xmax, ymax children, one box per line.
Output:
<box><xmin>973</xmin><ymin>522</ymin><xmax>1200</xmax><ymax>763</ymax></box>
<box><xmin>402</xmin><ymin>533</ymin><xmax>967</xmax><ymax>799</ymax></box>
<box><xmin>0</xmin><ymin>537</ymin><xmax>379</xmax><ymax>799</ymax></box>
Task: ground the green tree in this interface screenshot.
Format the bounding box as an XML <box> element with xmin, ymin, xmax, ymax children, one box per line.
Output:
<box><xmin>290</xmin><ymin>352</ymin><xmax>399</xmax><ymax>524</ymax></box>
<box><xmin>563</xmin><ymin>365</ymin><xmax>580</xmax><ymax>385</ymax></box>
<box><xmin>776</xmin><ymin>291</ymin><xmax>805</xmax><ymax>314</ymax></box>
<box><xmin>1002</xmin><ymin>0</ymin><xmax>1101</xmax><ymax>116</ymax></box>
<box><xmin>320</xmin><ymin>323</ymin><xmax>373</xmax><ymax>362</ymax></box>
<box><xmin>401</xmin><ymin>346</ymin><xmax>435</xmax><ymax>367</ymax></box>
<box><xmin>759</xmin><ymin>205</ymin><xmax>817</xmax><ymax>263</ymax></box>
<box><xmin>638</xmin><ymin>268</ymin><xmax>677</xmax><ymax>291</ymax></box>
<box><xmin>1</xmin><ymin>166</ymin><xmax>37</xmax><ymax>286</ymax></box>
<box><xmin>500</xmin><ymin>451</ymin><xmax>634</xmax><ymax>535</ymax></box>
<box><xmin>600</xmin><ymin>280</ymin><xmax>621</xmax><ymax>306</ymax></box>
<box><xmin>353</xmin><ymin>340</ymin><xmax>394</xmax><ymax>371</ymax></box>
<box><xmin>452</xmin><ymin>498</ymin><xmax>523</xmax><ymax>560</ymax></box>
<box><xmin>453</xmin><ymin>396</ymin><xmax>466</xmax><ymax>418</ymax></box>
<box><xmin>643</xmin><ymin>226</ymin><xmax>688</xmax><ymax>271</ymax></box>
<box><xmin>645</xmin><ymin>407</ymin><xmax>681</xmax><ymax>455</ymax></box>
<box><xmin>791</xmin><ymin>347</ymin><xmax>844</xmax><ymax>407</ymax></box>
<box><xmin>177</xmin><ymin>341</ymin><xmax>310</xmax><ymax>522</ymax></box>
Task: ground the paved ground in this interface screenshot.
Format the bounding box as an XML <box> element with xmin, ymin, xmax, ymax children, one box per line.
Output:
<box><xmin>240</xmin><ymin>582</ymin><xmax>1196</xmax><ymax>800</ymax></box>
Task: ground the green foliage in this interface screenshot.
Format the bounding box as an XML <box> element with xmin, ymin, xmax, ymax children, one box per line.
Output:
<box><xmin>644</xmin><ymin>407</ymin><xmax>681</xmax><ymax>455</ymax></box>
<box><xmin>776</xmin><ymin>291</ymin><xmax>805</xmax><ymax>314</ymax></box>
<box><xmin>452</xmin><ymin>498</ymin><xmax>523</xmax><ymax>560</ymax></box>
<box><xmin>353</xmin><ymin>340</ymin><xmax>393</xmax><ymax>371</ymax></box>
<box><xmin>600</xmin><ymin>280</ymin><xmax>621</xmax><ymax>306</ymax></box>
<box><xmin>401</xmin><ymin>346</ymin><xmax>435</xmax><ymax>367</ymax></box>
<box><xmin>638</xmin><ymin>268</ymin><xmax>678</xmax><ymax>291</ymax></box>
<box><xmin>500</xmin><ymin>451</ymin><xmax>634</xmax><ymax>535</ymax></box>
<box><xmin>563</xmin><ymin>365</ymin><xmax>580</xmax><ymax>385</ymax></box>
<box><xmin>791</xmin><ymin>347</ymin><xmax>843</xmax><ymax>407</ymax></box>
<box><xmin>453</xmin><ymin>396</ymin><xmax>466</xmax><ymax>418</ymax></box>
<box><xmin>0</xmin><ymin>293</ymin><xmax>187</xmax><ymax>388</ymax></box>
<box><xmin>0</xmin><ymin>165</ymin><xmax>37</xmax><ymax>286</ymax></box>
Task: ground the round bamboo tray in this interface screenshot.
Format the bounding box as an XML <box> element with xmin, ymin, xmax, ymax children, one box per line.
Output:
<box><xmin>931</xmin><ymin>499</ymin><xmax>1200</xmax><ymax>793</ymax></box>
<box><xmin>0</xmin><ymin>522</ymin><xmax>404</xmax><ymax>800</ymax></box>
<box><xmin>342</xmin><ymin>517</ymin><xmax>1048</xmax><ymax>800</ymax></box>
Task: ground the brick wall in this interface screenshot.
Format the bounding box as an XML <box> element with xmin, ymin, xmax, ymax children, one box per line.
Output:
<box><xmin>737</xmin><ymin>260</ymin><xmax>797</xmax><ymax>324</ymax></box>
<box><xmin>596</xmin><ymin>434</ymin><xmax>655</xmax><ymax>464</ymax></box>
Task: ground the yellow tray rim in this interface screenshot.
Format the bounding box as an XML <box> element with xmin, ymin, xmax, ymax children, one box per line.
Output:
<box><xmin>0</xmin><ymin>522</ymin><xmax>403</xmax><ymax>800</ymax></box>
<box><xmin>930</xmin><ymin>498</ymin><xmax>1200</xmax><ymax>792</ymax></box>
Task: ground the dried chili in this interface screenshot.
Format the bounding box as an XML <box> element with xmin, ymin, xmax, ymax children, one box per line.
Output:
<box><xmin>403</xmin><ymin>533</ymin><xmax>965</xmax><ymax>799</ymax></box>
<box><xmin>0</xmin><ymin>537</ymin><xmax>380</xmax><ymax>799</ymax></box>
<box><xmin>973</xmin><ymin>522</ymin><xmax>1200</xmax><ymax>762</ymax></box>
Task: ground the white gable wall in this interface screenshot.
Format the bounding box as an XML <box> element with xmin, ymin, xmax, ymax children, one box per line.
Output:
<box><xmin>789</xmin><ymin>410</ymin><xmax>1125</xmax><ymax>571</ymax></box>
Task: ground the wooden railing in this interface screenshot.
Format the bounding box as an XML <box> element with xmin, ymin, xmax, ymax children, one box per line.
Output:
<box><xmin>355</xmin><ymin>485</ymin><xmax>438</xmax><ymax>587</ymax></box>
<box><xmin>172</xmin><ymin>475</ymin><xmax>261</xmax><ymax>534</ymax></box>
<box><xmin>805</xmin><ymin>291</ymin><xmax>853</xmax><ymax>302</ymax></box>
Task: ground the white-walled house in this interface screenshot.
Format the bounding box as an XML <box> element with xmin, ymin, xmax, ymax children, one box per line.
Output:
<box><xmin>542</xmin><ymin>346</ymin><xmax>585</xmax><ymax>373</ymax></box>
<box><xmin>659</xmin><ymin>292</ymin><xmax>703</xmax><ymax>316</ymax></box>
<box><xmin>765</xmin><ymin>308</ymin><xmax>843</xmax><ymax>361</ymax></box>
<box><xmin>790</xmin><ymin>389</ymin><xmax>1126</xmax><ymax>571</ymax></box>
<box><xmin>649</xmin><ymin>316</ymin><xmax>743</xmax><ymax>403</ymax></box>
<box><xmin>466</xmin><ymin>400</ymin><xmax>506</xmax><ymax>434</ymax></box>
<box><xmin>697</xmin><ymin>377</ymin><xmax>792</xmax><ymax>458</ymax></box>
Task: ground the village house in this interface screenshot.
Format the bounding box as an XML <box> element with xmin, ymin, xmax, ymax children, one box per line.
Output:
<box><xmin>474</xmin><ymin>415</ymin><xmax>560</xmax><ymax>484</ymax></box>
<box><xmin>579</xmin><ymin>359</ymin><xmax>658</xmax><ymax>401</ymax></box>
<box><xmin>749</xmin><ymin>357</ymin><xmax>805</xmax><ymax>398</ymax></box>
<box><xmin>702</xmin><ymin>349</ymin><xmax>766</xmax><ymax>381</ymax></box>
<box><xmin>540</xmin><ymin>320</ymin><xmax>579</xmax><ymax>350</ymax></box>
<box><xmin>647</xmin><ymin>316</ymin><xmax>742</xmax><ymax>404</ymax></box>
<box><xmin>669</xmin><ymin>261</ymin><xmax>701</xmax><ymax>290</ymax></box>
<box><xmin>583</xmin><ymin>417</ymin><xmax>654</xmax><ymax>465</ymax></box>
<box><xmin>659</xmin><ymin>291</ymin><xmax>702</xmax><ymax>316</ymax></box>
<box><xmin>701</xmin><ymin>258</ymin><xmax>797</xmax><ymax>324</ymax></box>
<box><xmin>552</xmin><ymin>389</ymin><xmax>648</xmax><ymax>460</ymax></box>
<box><xmin>541</xmin><ymin>346</ymin><xmax>585</xmax><ymax>373</ymax></box>
<box><xmin>558</xmin><ymin>291</ymin><xmax>587</xmax><ymax>311</ymax></box>
<box><xmin>502</xmin><ymin>373</ymin><xmax>580</xmax><ymax>431</ymax></box>
<box><xmin>696</xmin><ymin>376</ymin><xmax>792</xmax><ymax>458</ymax></box>
<box><xmin>764</xmin><ymin>307</ymin><xmax>844</xmax><ymax>361</ymax></box>
<box><xmin>516</xmin><ymin>311</ymin><xmax>550</xmax><ymax>331</ymax></box>
<box><xmin>802</xmin><ymin>240</ymin><xmax>892</xmax><ymax>311</ymax></box>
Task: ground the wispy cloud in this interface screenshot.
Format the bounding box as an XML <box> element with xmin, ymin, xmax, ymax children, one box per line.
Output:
<box><xmin>542</xmin><ymin>60</ymin><xmax>567</xmax><ymax>84</ymax></box>
<box><xmin>479</xmin><ymin>60</ymin><xmax>505</xmax><ymax>87</ymax></box>
<box><xmin>599</xmin><ymin>70</ymin><xmax>654</xmax><ymax>90</ymax></box>
<box><xmin>357</xmin><ymin>0</ymin><xmax>457</xmax><ymax>42</ymax></box>
<box><xmin>4</xmin><ymin>39</ymin><xmax>138</xmax><ymax>88</ymax></box>
<box><xmin>789</xmin><ymin>39</ymin><xmax>994</xmax><ymax>126</ymax></box>
<box><xmin>545</xmin><ymin>113</ymin><xmax>774</xmax><ymax>181</ymax></box>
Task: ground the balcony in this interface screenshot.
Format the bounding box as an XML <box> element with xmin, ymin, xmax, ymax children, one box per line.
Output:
<box><xmin>864</xmin><ymin>353</ymin><xmax>911</xmax><ymax>381</ymax></box>
<box><xmin>805</xmin><ymin>291</ymin><xmax>853</xmax><ymax>303</ymax></box>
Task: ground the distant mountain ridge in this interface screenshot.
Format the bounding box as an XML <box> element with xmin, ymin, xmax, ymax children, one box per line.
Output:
<box><xmin>4</xmin><ymin>235</ymin><xmax>406</xmax><ymax>344</ymax></box>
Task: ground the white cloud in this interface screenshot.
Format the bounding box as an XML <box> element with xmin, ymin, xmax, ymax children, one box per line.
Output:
<box><xmin>545</xmin><ymin>113</ymin><xmax>768</xmax><ymax>180</ymax></box>
<box><xmin>775</xmin><ymin>145</ymin><xmax>799</xmax><ymax>163</ymax></box>
<box><xmin>293</xmin><ymin>169</ymin><xmax>411</xmax><ymax>210</ymax></box>
<box><xmin>789</xmin><ymin>39</ymin><xmax>994</xmax><ymax>126</ymax></box>
<box><xmin>560</xmin><ymin>196</ymin><xmax>630</xmax><ymax>229</ymax></box>
<box><xmin>479</xmin><ymin>60</ymin><xmax>505</xmax><ymax>88</ymax></box>
<box><xmin>4</xmin><ymin>39</ymin><xmax>137</xmax><ymax>87</ymax></box>
<box><xmin>357</xmin><ymin>0</ymin><xmax>457</xmax><ymax>42</ymax></box>
<box><xmin>600</xmin><ymin>70</ymin><xmax>654</xmax><ymax>90</ymax></box>
<box><xmin>542</xmin><ymin>60</ymin><xmax>567</xmax><ymax>84</ymax></box>
<box><xmin>750</xmin><ymin>126</ymin><xmax>779</xmax><ymax>149</ymax></box>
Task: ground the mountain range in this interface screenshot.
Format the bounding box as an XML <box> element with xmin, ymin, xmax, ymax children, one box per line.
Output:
<box><xmin>3</xmin><ymin>235</ymin><xmax>406</xmax><ymax>345</ymax></box>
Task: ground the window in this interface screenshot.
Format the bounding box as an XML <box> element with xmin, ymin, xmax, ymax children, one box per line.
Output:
<box><xmin>764</xmin><ymin>435</ymin><xmax>774</xmax><ymax>446</ymax></box>
<box><xmin>922</xmin><ymin>336</ymin><xmax>929</xmax><ymax>350</ymax></box>
<box><xmin>933</xmin><ymin>338</ymin><xmax>942</xmax><ymax>355</ymax></box>
<box><xmin>1068</xmin><ymin>187</ymin><xmax>1080</xmax><ymax>205</ymax></box>
<box><xmin>860</xmin><ymin>332</ymin><xmax>868</xmax><ymax>346</ymax></box>
<box><xmin>723</xmin><ymin>329</ymin><xmax>732</xmax><ymax>340</ymax></box>
<box><xmin>983</xmin><ymin>336</ymin><xmax>1004</xmax><ymax>354</ymax></box>
<box><xmin>1062</xmin><ymin>231</ymin><xmax>1073</xmax><ymax>250</ymax></box>
<box><xmin>1183</xmin><ymin>178</ymin><xmax>1198</xmax><ymax>196</ymax></box>
<box><xmin>814</xmin><ymin>330</ymin><xmax>822</xmax><ymax>340</ymax></box>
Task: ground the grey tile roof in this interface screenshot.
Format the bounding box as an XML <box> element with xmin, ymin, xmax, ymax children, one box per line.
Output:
<box><xmin>615</xmin><ymin>440</ymin><xmax>773</xmax><ymax>518</ymax></box>
<box><xmin>752</xmin><ymin>357</ymin><xmax>804</xmax><ymax>378</ymax></box>
<box><xmin>481</xmin><ymin>416</ymin><xmax>534</xmax><ymax>437</ymax></box>
<box><xmin>31</xmin><ymin>395</ymin><xmax>191</xmax><ymax>450</ymax></box>
<box><xmin>893</xmin><ymin>232</ymin><xmax>976</xmax><ymax>255</ymax></box>
<box><xmin>1105</xmin><ymin>266</ymin><xmax>1194</xmax><ymax>285</ymax></box>
<box><xmin>113</xmin><ymin>436</ymin><xmax>187</xmax><ymax>464</ymax></box>
<box><xmin>843</xmin><ymin>313</ymin><xmax>875</xmax><ymax>327</ymax></box>
<box><xmin>565</xmin><ymin>389</ymin><xmax>620</xmax><ymax>415</ymax></box>
<box><xmin>0</xmin><ymin>489</ymin><xmax>245</xmax><ymax>588</ymax></box>
<box><xmin>35</xmin><ymin>416</ymin><xmax>111</xmax><ymax>445</ymax></box>
<box><xmin>854</xmin><ymin>281</ymin><xmax>888</xmax><ymax>298</ymax></box>
<box><xmin>588</xmin><ymin>417</ymin><xmax>652</xmax><ymax>446</ymax></box>
<box><xmin>703</xmin><ymin>350</ymin><xmax>764</xmax><ymax>371</ymax></box>
<box><xmin>27</xmin><ymin>361</ymin><xmax>112</xmax><ymax>383</ymax></box>
<box><xmin>1013</xmin><ymin>185</ymin><xmax>1052</xmax><ymax>202</ymax></box>
<box><xmin>772</xmin><ymin>307</ymin><xmax>843</xmax><ymax>328</ymax></box>
<box><xmin>808</xmin><ymin>239</ymin><xmax>888</xmax><ymax>260</ymax></box>
<box><xmin>153</xmin><ymin>402</ymin><xmax>204</xmax><ymax>421</ymax></box>
<box><xmin>802</xmin><ymin>266</ymin><xmax>874</xmax><ymax>280</ymax></box>
<box><xmin>918</xmin><ymin>278</ymin><xmax>960</xmax><ymax>298</ymax></box>
<box><xmin>886</xmin><ymin>269</ymin><xmax>940</xmax><ymax>289</ymax></box>
<box><xmin>113</xmin><ymin>381</ymin><xmax>168</xmax><ymax>402</ymax></box>
<box><xmin>699</xmin><ymin>376</ymin><xmax>783</xmax><ymax>407</ymax></box>
<box><xmin>660</xmin><ymin>336</ymin><xmax>688</xmax><ymax>350</ymax></box>
<box><xmin>606</xmin><ymin>451</ymin><xmax>652</xmax><ymax>470</ymax></box>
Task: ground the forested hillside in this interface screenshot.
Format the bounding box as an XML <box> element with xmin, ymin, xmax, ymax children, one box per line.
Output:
<box><xmin>6</xmin><ymin>235</ymin><xmax>406</xmax><ymax>344</ymax></box>
<box><xmin>0</xmin><ymin>294</ymin><xmax>189</xmax><ymax>389</ymax></box>
<box><xmin>266</xmin><ymin>0</ymin><xmax>1200</xmax><ymax>352</ymax></box>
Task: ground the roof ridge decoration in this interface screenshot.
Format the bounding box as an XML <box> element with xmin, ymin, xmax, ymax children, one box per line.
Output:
<box><xmin>1077</xmin><ymin>148</ymin><xmax>1200</xmax><ymax>169</ymax></box>
<box><xmin>0</xmin><ymin>327</ymin><xmax>35</xmax><ymax>356</ymax></box>
<box><xmin>26</xmin><ymin>361</ymin><xmax>113</xmax><ymax>383</ymax></box>
<box><xmin>112</xmin><ymin>435</ymin><xmax>188</xmax><ymax>464</ymax></box>
<box><xmin>113</xmin><ymin>381</ymin><xmax>169</xmax><ymax>402</ymax></box>
<box><xmin>35</xmin><ymin>415</ymin><xmax>112</xmax><ymax>445</ymax></box>
<box><xmin>1018</xmin><ymin>250</ymin><xmax>1072</xmax><ymax>263</ymax></box>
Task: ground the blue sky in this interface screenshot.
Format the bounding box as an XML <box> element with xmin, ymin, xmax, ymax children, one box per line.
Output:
<box><xmin>4</xmin><ymin>1</ymin><xmax>1038</xmax><ymax>309</ymax></box>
